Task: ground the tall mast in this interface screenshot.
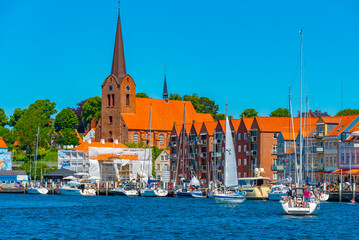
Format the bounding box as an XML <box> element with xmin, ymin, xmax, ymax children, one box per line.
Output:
<box><xmin>148</xmin><ymin>104</ymin><xmax>152</xmax><ymax>177</ymax></box>
<box><xmin>299</xmin><ymin>29</ymin><xmax>303</xmax><ymax>185</ymax></box>
<box><xmin>34</xmin><ymin>126</ymin><xmax>40</xmax><ymax>183</ymax></box>
<box><xmin>288</xmin><ymin>86</ymin><xmax>291</xmax><ymax>181</ymax></box>
<box><xmin>182</xmin><ymin>103</ymin><xmax>186</xmax><ymax>179</ymax></box>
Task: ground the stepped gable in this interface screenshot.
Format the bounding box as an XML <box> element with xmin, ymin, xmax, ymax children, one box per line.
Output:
<box><xmin>121</xmin><ymin>98</ymin><xmax>213</xmax><ymax>131</ymax></box>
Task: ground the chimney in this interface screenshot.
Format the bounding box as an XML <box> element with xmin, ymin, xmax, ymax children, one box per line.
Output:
<box><xmin>114</xmin><ymin>139</ymin><xmax>119</xmax><ymax>145</ymax></box>
<box><xmin>100</xmin><ymin>139</ymin><xmax>105</xmax><ymax>144</ymax></box>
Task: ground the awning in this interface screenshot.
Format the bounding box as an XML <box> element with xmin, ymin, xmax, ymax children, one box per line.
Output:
<box><xmin>331</xmin><ymin>169</ymin><xmax>359</xmax><ymax>175</ymax></box>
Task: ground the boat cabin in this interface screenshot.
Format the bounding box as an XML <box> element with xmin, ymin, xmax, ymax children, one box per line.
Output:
<box><xmin>238</xmin><ymin>177</ymin><xmax>271</xmax><ymax>187</ymax></box>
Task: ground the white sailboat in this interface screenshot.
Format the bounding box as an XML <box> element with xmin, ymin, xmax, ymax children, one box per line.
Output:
<box><xmin>280</xmin><ymin>29</ymin><xmax>320</xmax><ymax>215</ymax></box>
<box><xmin>27</xmin><ymin>127</ymin><xmax>48</xmax><ymax>195</ymax></box>
<box><xmin>213</xmin><ymin>112</ymin><xmax>246</xmax><ymax>204</ymax></box>
<box><xmin>140</xmin><ymin>104</ymin><xmax>168</xmax><ymax>197</ymax></box>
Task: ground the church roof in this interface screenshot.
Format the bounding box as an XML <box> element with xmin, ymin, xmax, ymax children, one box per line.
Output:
<box><xmin>111</xmin><ymin>7</ymin><xmax>126</xmax><ymax>78</ymax></box>
<box><xmin>121</xmin><ymin>98</ymin><xmax>213</xmax><ymax>131</ymax></box>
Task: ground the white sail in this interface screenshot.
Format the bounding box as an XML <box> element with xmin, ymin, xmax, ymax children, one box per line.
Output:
<box><xmin>224</xmin><ymin>116</ymin><xmax>237</xmax><ymax>188</ymax></box>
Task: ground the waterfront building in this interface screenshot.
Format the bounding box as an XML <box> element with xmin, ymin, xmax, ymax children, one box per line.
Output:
<box><xmin>0</xmin><ymin>137</ymin><xmax>12</xmax><ymax>171</ymax></box>
<box><xmin>95</xmin><ymin>7</ymin><xmax>212</xmax><ymax>147</ymax></box>
<box><xmin>154</xmin><ymin>149</ymin><xmax>170</xmax><ymax>183</ymax></box>
<box><xmin>236</xmin><ymin>118</ymin><xmax>254</xmax><ymax>178</ymax></box>
<box><xmin>0</xmin><ymin>170</ymin><xmax>28</xmax><ymax>187</ymax></box>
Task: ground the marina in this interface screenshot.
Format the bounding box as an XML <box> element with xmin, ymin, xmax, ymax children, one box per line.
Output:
<box><xmin>1</xmin><ymin>193</ymin><xmax>358</xmax><ymax>239</ymax></box>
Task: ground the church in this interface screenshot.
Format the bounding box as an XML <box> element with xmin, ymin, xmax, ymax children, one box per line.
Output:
<box><xmin>95</xmin><ymin>7</ymin><xmax>213</xmax><ymax>149</ymax></box>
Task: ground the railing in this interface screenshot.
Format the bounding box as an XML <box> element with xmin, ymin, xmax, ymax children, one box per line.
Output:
<box><xmin>271</xmin><ymin>149</ymin><xmax>278</xmax><ymax>155</ymax></box>
<box><xmin>271</xmin><ymin>165</ymin><xmax>284</xmax><ymax>171</ymax></box>
<box><xmin>249</xmin><ymin>136</ymin><xmax>257</xmax><ymax>142</ymax></box>
<box><xmin>198</xmin><ymin>139</ymin><xmax>207</xmax><ymax>145</ymax></box>
<box><xmin>251</xmin><ymin>150</ymin><xmax>257</xmax><ymax>156</ymax></box>
<box><xmin>211</xmin><ymin>152</ymin><xmax>221</xmax><ymax>157</ymax></box>
<box><xmin>277</xmin><ymin>149</ymin><xmax>285</xmax><ymax>155</ymax></box>
<box><xmin>315</xmin><ymin>132</ymin><xmax>324</xmax><ymax>138</ymax></box>
<box><xmin>170</xmin><ymin>141</ymin><xmax>177</xmax><ymax>147</ymax></box>
<box><xmin>170</xmin><ymin>153</ymin><xmax>177</xmax><ymax>159</ymax></box>
<box><xmin>215</xmin><ymin>139</ymin><xmax>222</xmax><ymax>144</ymax></box>
<box><xmin>316</xmin><ymin>147</ymin><xmax>324</xmax><ymax>153</ymax></box>
<box><xmin>200</xmin><ymin>152</ymin><xmax>207</xmax><ymax>158</ymax></box>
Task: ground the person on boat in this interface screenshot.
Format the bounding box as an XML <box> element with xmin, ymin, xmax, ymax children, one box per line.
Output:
<box><xmin>287</xmin><ymin>187</ymin><xmax>293</xmax><ymax>207</ymax></box>
<box><xmin>350</xmin><ymin>198</ymin><xmax>356</xmax><ymax>204</ymax></box>
<box><xmin>303</xmin><ymin>188</ymin><xmax>311</xmax><ymax>208</ymax></box>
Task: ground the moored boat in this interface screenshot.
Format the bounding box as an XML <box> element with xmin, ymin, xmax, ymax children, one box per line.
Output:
<box><xmin>27</xmin><ymin>187</ymin><xmax>48</xmax><ymax>195</ymax></box>
<box><xmin>110</xmin><ymin>183</ymin><xmax>139</xmax><ymax>196</ymax></box>
<box><xmin>59</xmin><ymin>180</ymin><xmax>96</xmax><ymax>196</ymax></box>
<box><xmin>238</xmin><ymin>172</ymin><xmax>271</xmax><ymax>200</ymax></box>
<box><xmin>268</xmin><ymin>184</ymin><xmax>288</xmax><ymax>201</ymax></box>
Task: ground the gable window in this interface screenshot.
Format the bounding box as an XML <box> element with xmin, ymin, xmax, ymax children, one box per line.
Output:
<box><xmin>126</xmin><ymin>94</ymin><xmax>130</xmax><ymax>106</ymax></box>
<box><xmin>133</xmin><ymin>133</ymin><xmax>138</xmax><ymax>143</ymax></box>
<box><xmin>109</xmin><ymin>85</ymin><xmax>113</xmax><ymax>91</ymax></box>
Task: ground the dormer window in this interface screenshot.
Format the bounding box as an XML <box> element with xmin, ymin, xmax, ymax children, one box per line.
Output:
<box><xmin>126</xmin><ymin>85</ymin><xmax>131</xmax><ymax>91</ymax></box>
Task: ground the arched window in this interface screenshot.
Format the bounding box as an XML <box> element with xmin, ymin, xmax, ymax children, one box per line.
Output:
<box><xmin>133</xmin><ymin>133</ymin><xmax>138</xmax><ymax>143</ymax></box>
<box><xmin>159</xmin><ymin>134</ymin><xmax>164</xmax><ymax>145</ymax></box>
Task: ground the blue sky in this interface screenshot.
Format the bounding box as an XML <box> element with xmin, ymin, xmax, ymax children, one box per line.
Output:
<box><xmin>0</xmin><ymin>0</ymin><xmax>358</xmax><ymax>118</ymax></box>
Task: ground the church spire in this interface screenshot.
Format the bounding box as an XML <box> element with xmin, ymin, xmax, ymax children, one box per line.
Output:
<box><xmin>111</xmin><ymin>2</ymin><xmax>126</xmax><ymax>78</ymax></box>
<box><xmin>163</xmin><ymin>66</ymin><xmax>168</xmax><ymax>102</ymax></box>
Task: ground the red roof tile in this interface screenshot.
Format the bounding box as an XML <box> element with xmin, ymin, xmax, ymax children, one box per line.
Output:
<box><xmin>326</xmin><ymin>115</ymin><xmax>359</xmax><ymax>136</ymax></box>
<box><xmin>0</xmin><ymin>137</ymin><xmax>7</xmax><ymax>149</ymax></box>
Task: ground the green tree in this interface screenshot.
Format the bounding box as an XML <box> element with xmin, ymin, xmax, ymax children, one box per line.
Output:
<box><xmin>123</xmin><ymin>142</ymin><xmax>146</xmax><ymax>148</ymax></box>
<box><xmin>0</xmin><ymin>108</ymin><xmax>7</xmax><ymax>127</ymax></box>
<box><xmin>15</xmin><ymin>162</ymin><xmax>58</xmax><ymax>180</ymax></box>
<box><xmin>9</xmin><ymin>108</ymin><xmax>25</xmax><ymax>127</ymax></box>
<box><xmin>336</xmin><ymin>109</ymin><xmax>359</xmax><ymax>116</ymax></box>
<box><xmin>56</xmin><ymin>128</ymin><xmax>80</xmax><ymax>146</ymax></box>
<box><xmin>0</xmin><ymin>126</ymin><xmax>16</xmax><ymax>145</ymax></box>
<box><xmin>54</xmin><ymin>108</ymin><xmax>79</xmax><ymax>131</ymax></box>
<box><xmin>270</xmin><ymin>108</ymin><xmax>289</xmax><ymax>117</ymax></box>
<box><xmin>136</xmin><ymin>92</ymin><xmax>149</xmax><ymax>98</ymax></box>
<box><xmin>214</xmin><ymin>113</ymin><xmax>226</xmax><ymax>121</ymax></box>
<box><xmin>81</xmin><ymin>96</ymin><xmax>101</xmax><ymax>127</ymax></box>
<box><xmin>14</xmin><ymin>99</ymin><xmax>57</xmax><ymax>153</ymax></box>
<box><xmin>169</xmin><ymin>93</ymin><xmax>183</xmax><ymax>100</ymax></box>
<box><xmin>241</xmin><ymin>108</ymin><xmax>258</xmax><ymax>118</ymax></box>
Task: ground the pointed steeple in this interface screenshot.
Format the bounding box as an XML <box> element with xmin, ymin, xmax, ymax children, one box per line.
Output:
<box><xmin>163</xmin><ymin>66</ymin><xmax>168</xmax><ymax>102</ymax></box>
<box><xmin>111</xmin><ymin>3</ymin><xmax>126</xmax><ymax>78</ymax></box>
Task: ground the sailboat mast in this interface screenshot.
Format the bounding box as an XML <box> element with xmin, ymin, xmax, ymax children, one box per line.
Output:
<box><xmin>288</xmin><ymin>87</ymin><xmax>291</xmax><ymax>181</ymax></box>
<box><xmin>224</xmin><ymin>103</ymin><xmax>228</xmax><ymax>192</ymax></box>
<box><xmin>148</xmin><ymin>104</ymin><xmax>152</xmax><ymax>177</ymax></box>
<box><xmin>299</xmin><ymin>29</ymin><xmax>303</xmax><ymax>185</ymax></box>
<box><xmin>34</xmin><ymin>126</ymin><xmax>40</xmax><ymax>183</ymax></box>
<box><xmin>182</xmin><ymin>103</ymin><xmax>186</xmax><ymax>179</ymax></box>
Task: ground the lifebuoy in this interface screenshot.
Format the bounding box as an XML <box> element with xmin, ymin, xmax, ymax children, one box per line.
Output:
<box><xmin>243</xmin><ymin>191</ymin><xmax>246</xmax><ymax>196</ymax></box>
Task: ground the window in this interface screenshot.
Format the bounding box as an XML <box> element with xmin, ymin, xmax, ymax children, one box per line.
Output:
<box><xmin>238</xmin><ymin>159</ymin><xmax>241</xmax><ymax>166</ymax></box>
<box><xmin>244</xmin><ymin>145</ymin><xmax>247</xmax><ymax>152</ymax></box>
<box><xmin>329</xmin><ymin>141</ymin><xmax>332</xmax><ymax>149</ymax></box>
<box><xmin>238</xmin><ymin>133</ymin><xmax>241</xmax><ymax>140</ymax></box>
<box><xmin>165</xmin><ymin>155</ymin><xmax>168</xmax><ymax>160</ymax></box>
<box><xmin>244</xmin><ymin>172</ymin><xmax>247</xmax><ymax>178</ymax></box>
<box><xmin>244</xmin><ymin>133</ymin><xmax>247</xmax><ymax>140</ymax></box>
<box><xmin>160</xmin><ymin>134</ymin><xmax>164</xmax><ymax>145</ymax></box>
<box><xmin>244</xmin><ymin>159</ymin><xmax>247</xmax><ymax>166</ymax></box>
<box><xmin>109</xmin><ymin>116</ymin><xmax>113</xmax><ymax>124</ymax></box>
<box><xmin>133</xmin><ymin>133</ymin><xmax>138</xmax><ymax>143</ymax></box>
<box><xmin>325</xmin><ymin>156</ymin><xmax>328</xmax><ymax>167</ymax></box>
<box><xmin>157</xmin><ymin>164</ymin><xmax>160</xmax><ymax>170</ymax></box>
<box><xmin>238</xmin><ymin>145</ymin><xmax>241</xmax><ymax>153</ymax></box>
<box><xmin>273</xmin><ymin>173</ymin><xmax>278</xmax><ymax>180</ymax></box>
<box><xmin>126</xmin><ymin>94</ymin><xmax>130</xmax><ymax>106</ymax></box>
<box><xmin>325</xmin><ymin>142</ymin><xmax>328</xmax><ymax>149</ymax></box>
<box><xmin>109</xmin><ymin>85</ymin><xmax>113</xmax><ymax>91</ymax></box>
<box><xmin>161</xmin><ymin>156</ymin><xmax>164</xmax><ymax>161</ymax></box>
<box><xmin>273</xmin><ymin>159</ymin><xmax>277</xmax><ymax>166</ymax></box>
<box><xmin>238</xmin><ymin>173</ymin><xmax>241</xmax><ymax>178</ymax></box>
<box><xmin>329</xmin><ymin>156</ymin><xmax>332</xmax><ymax>166</ymax></box>
<box><xmin>107</xmin><ymin>94</ymin><xmax>111</xmax><ymax>107</ymax></box>
<box><xmin>10</xmin><ymin>181</ymin><xmax>15</xmax><ymax>184</ymax></box>
<box><xmin>273</xmin><ymin>133</ymin><xmax>278</xmax><ymax>139</ymax></box>
<box><xmin>112</xmin><ymin>94</ymin><xmax>115</xmax><ymax>106</ymax></box>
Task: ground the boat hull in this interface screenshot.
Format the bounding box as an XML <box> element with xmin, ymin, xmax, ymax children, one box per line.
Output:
<box><xmin>176</xmin><ymin>190</ymin><xmax>192</xmax><ymax>198</ymax></box>
<box><xmin>110</xmin><ymin>189</ymin><xmax>139</xmax><ymax>196</ymax></box>
<box><xmin>59</xmin><ymin>188</ymin><xmax>96</xmax><ymax>196</ymax></box>
<box><xmin>27</xmin><ymin>187</ymin><xmax>48</xmax><ymax>195</ymax></box>
<box><xmin>154</xmin><ymin>188</ymin><xmax>168</xmax><ymax>197</ymax></box>
<box><xmin>190</xmin><ymin>191</ymin><xmax>206</xmax><ymax>198</ymax></box>
<box><xmin>213</xmin><ymin>193</ymin><xmax>246</xmax><ymax>203</ymax></box>
<box><xmin>268</xmin><ymin>193</ymin><xmax>286</xmax><ymax>201</ymax></box>
<box><xmin>140</xmin><ymin>189</ymin><xmax>157</xmax><ymax>197</ymax></box>
<box><xmin>242</xmin><ymin>186</ymin><xmax>270</xmax><ymax>200</ymax></box>
<box><xmin>280</xmin><ymin>201</ymin><xmax>320</xmax><ymax>215</ymax></box>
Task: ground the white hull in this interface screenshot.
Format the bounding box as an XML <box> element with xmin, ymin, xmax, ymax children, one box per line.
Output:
<box><xmin>140</xmin><ymin>189</ymin><xmax>157</xmax><ymax>197</ymax></box>
<box><xmin>190</xmin><ymin>191</ymin><xmax>206</xmax><ymax>198</ymax></box>
<box><xmin>268</xmin><ymin>193</ymin><xmax>286</xmax><ymax>201</ymax></box>
<box><xmin>213</xmin><ymin>193</ymin><xmax>246</xmax><ymax>203</ymax></box>
<box><xmin>59</xmin><ymin>187</ymin><xmax>96</xmax><ymax>196</ymax></box>
<box><xmin>27</xmin><ymin>187</ymin><xmax>48</xmax><ymax>195</ymax></box>
<box><xmin>280</xmin><ymin>201</ymin><xmax>320</xmax><ymax>215</ymax></box>
<box><xmin>319</xmin><ymin>193</ymin><xmax>329</xmax><ymax>202</ymax></box>
<box><xmin>154</xmin><ymin>188</ymin><xmax>168</xmax><ymax>197</ymax></box>
<box><xmin>110</xmin><ymin>188</ymin><xmax>139</xmax><ymax>196</ymax></box>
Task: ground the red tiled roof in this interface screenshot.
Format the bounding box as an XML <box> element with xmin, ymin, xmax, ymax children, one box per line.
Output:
<box><xmin>320</xmin><ymin>116</ymin><xmax>343</xmax><ymax>124</ymax></box>
<box><xmin>121</xmin><ymin>98</ymin><xmax>213</xmax><ymax>131</ymax></box>
<box><xmin>202</xmin><ymin>122</ymin><xmax>218</xmax><ymax>135</ymax></box>
<box><xmin>242</xmin><ymin>118</ymin><xmax>254</xmax><ymax>131</ymax></box>
<box><xmin>327</xmin><ymin>115</ymin><xmax>359</xmax><ymax>137</ymax></box>
<box><xmin>231</xmin><ymin>119</ymin><xmax>241</xmax><ymax>131</ymax></box>
<box><xmin>255</xmin><ymin>117</ymin><xmax>319</xmax><ymax>133</ymax></box>
<box><xmin>0</xmin><ymin>137</ymin><xmax>7</xmax><ymax>148</ymax></box>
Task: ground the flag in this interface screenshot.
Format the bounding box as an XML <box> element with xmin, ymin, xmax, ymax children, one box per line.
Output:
<box><xmin>0</xmin><ymin>186</ymin><xmax>3</xmax><ymax>191</ymax></box>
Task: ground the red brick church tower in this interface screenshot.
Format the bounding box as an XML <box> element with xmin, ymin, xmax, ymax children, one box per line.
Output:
<box><xmin>95</xmin><ymin>7</ymin><xmax>136</xmax><ymax>143</ymax></box>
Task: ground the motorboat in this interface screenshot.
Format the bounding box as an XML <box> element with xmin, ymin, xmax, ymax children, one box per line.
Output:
<box><xmin>213</xmin><ymin>114</ymin><xmax>246</xmax><ymax>204</ymax></box>
<box><xmin>238</xmin><ymin>171</ymin><xmax>271</xmax><ymax>200</ymax></box>
<box><xmin>190</xmin><ymin>190</ymin><xmax>206</xmax><ymax>198</ymax></box>
<box><xmin>110</xmin><ymin>183</ymin><xmax>139</xmax><ymax>196</ymax></box>
<box><xmin>280</xmin><ymin>187</ymin><xmax>320</xmax><ymax>215</ymax></box>
<box><xmin>176</xmin><ymin>187</ymin><xmax>192</xmax><ymax>197</ymax></box>
<box><xmin>59</xmin><ymin>180</ymin><xmax>96</xmax><ymax>196</ymax></box>
<box><xmin>27</xmin><ymin>186</ymin><xmax>48</xmax><ymax>195</ymax></box>
<box><xmin>268</xmin><ymin>184</ymin><xmax>289</xmax><ymax>201</ymax></box>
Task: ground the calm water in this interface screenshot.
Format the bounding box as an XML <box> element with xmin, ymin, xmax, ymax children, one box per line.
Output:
<box><xmin>0</xmin><ymin>194</ymin><xmax>358</xmax><ymax>240</ymax></box>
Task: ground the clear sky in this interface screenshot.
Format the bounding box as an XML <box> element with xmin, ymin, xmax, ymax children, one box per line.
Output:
<box><xmin>1</xmin><ymin>0</ymin><xmax>358</xmax><ymax>118</ymax></box>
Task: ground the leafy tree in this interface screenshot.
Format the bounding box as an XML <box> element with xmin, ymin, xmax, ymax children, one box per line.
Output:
<box><xmin>0</xmin><ymin>108</ymin><xmax>7</xmax><ymax>127</ymax></box>
<box><xmin>123</xmin><ymin>142</ymin><xmax>146</xmax><ymax>148</ymax></box>
<box><xmin>68</xmin><ymin>99</ymin><xmax>87</xmax><ymax>133</ymax></box>
<box><xmin>81</xmin><ymin>96</ymin><xmax>101</xmax><ymax>127</ymax></box>
<box><xmin>54</xmin><ymin>109</ymin><xmax>78</xmax><ymax>131</ymax></box>
<box><xmin>9</xmin><ymin>108</ymin><xmax>25</xmax><ymax>127</ymax></box>
<box><xmin>14</xmin><ymin>99</ymin><xmax>57</xmax><ymax>153</ymax></box>
<box><xmin>169</xmin><ymin>93</ymin><xmax>183</xmax><ymax>100</ymax></box>
<box><xmin>336</xmin><ymin>109</ymin><xmax>359</xmax><ymax>116</ymax></box>
<box><xmin>214</xmin><ymin>113</ymin><xmax>226</xmax><ymax>121</ymax></box>
<box><xmin>270</xmin><ymin>108</ymin><xmax>289</xmax><ymax>117</ymax></box>
<box><xmin>56</xmin><ymin>128</ymin><xmax>80</xmax><ymax>146</ymax></box>
<box><xmin>240</xmin><ymin>108</ymin><xmax>258</xmax><ymax>118</ymax></box>
<box><xmin>136</xmin><ymin>92</ymin><xmax>149</xmax><ymax>98</ymax></box>
<box><xmin>15</xmin><ymin>162</ymin><xmax>57</xmax><ymax>180</ymax></box>
<box><xmin>0</xmin><ymin>126</ymin><xmax>16</xmax><ymax>145</ymax></box>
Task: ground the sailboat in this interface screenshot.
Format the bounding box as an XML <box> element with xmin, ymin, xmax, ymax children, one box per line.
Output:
<box><xmin>213</xmin><ymin>111</ymin><xmax>246</xmax><ymax>203</ymax></box>
<box><xmin>27</xmin><ymin>127</ymin><xmax>48</xmax><ymax>195</ymax></box>
<box><xmin>280</xmin><ymin>29</ymin><xmax>320</xmax><ymax>215</ymax></box>
<box><xmin>140</xmin><ymin>104</ymin><xmax>168</xmax><ymax>197</ymax></box>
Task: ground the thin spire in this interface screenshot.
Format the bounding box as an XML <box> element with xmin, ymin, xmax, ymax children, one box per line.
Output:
<box><xmin>111</xmin><ymin>1</ymin><xmax>127</xmax><ymax>78</ymax></box>
<box><xmin>163</xmin><ymin>66</ymin><xmax>168</xmax><ymax>102</ymax></box>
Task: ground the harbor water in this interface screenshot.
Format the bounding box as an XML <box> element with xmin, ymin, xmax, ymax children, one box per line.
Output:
<box><xmin>1</xmin><ymin>194</ymin><xmax>358</xmax><ymax>239</ymax></box>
